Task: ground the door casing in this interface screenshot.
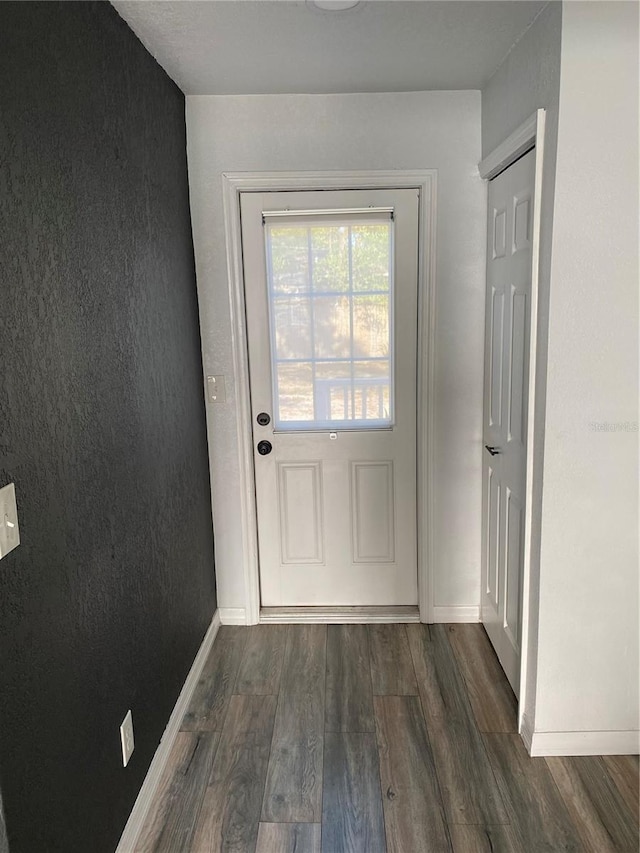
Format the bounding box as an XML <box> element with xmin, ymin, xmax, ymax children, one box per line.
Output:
<box><xmin>221</xmin><ymin>170</ymin><xmax>437</xmax><ymax>625</ymax></box>
<box><xmin>479</xmin><ymin>110</ymin><xmax>546</xmax><ymax>734</ymax></box>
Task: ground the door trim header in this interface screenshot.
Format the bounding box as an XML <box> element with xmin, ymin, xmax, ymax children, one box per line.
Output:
<box><xmin>221</xmin><ymin>170</ymin><xmax>437</xmax><ymax>625</ymax></box>
<box><xmin>479</xmin><ymin>110</ymin><xmax>543</xmax><ymax>180</ymax></box>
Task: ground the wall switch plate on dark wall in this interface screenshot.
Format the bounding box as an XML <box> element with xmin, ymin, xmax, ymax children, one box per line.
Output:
<box><xmin>0</xmin><ymin>484</ymin><xmax>20</xmax><ymax>559</ymax></box>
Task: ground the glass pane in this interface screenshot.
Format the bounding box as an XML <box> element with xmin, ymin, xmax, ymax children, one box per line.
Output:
<box><xmin>353</xmin><ymin>295</ymin><xmax>390</xmax><ymax>358</ymax></box>
<box><xmin>352</xmin><ymin>224</ymin><xmax>391</xmax><ymax>292</ymax></box>
<box><xmin>316</xmin><ymin>361</ymin><xmax>352</xmax><ymax>421</ymax></box>
<box><xmin>313</xmin><ymin>295</ymin><xmax>351</xmax><ymax>358</ymax></box>
<box><xmin>311</xmin><ymin>226</ymin><xmax>349</xmax><ymax>292</ymax></box>
<box><xmin>269</xmin><ymin>226</ymin><xmax>309</xmax><ymax>294</ymax></box>
<box><xmin>276</xmin><ymin>362</ymin><xmax>314</xmax><ymax>422</ymax></box>
<box><xmin>266</xmin><ymin>215</ymin><xmax>394</xmax><ymax>429</ymax></box>
<box><xmin>273</xmin><ymin>296</ymin><xmax>312</xmax><ymax>360</ymax></box>
<box><xmin>353</xmin><ymin>360</ymin><xmax>391</xmax><ymax>421</ymax></box>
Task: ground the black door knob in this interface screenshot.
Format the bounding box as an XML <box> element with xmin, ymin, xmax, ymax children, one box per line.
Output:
<box><xmin>257</xmin><ymin>440</ymin><xmax>272</xmax><ymax>456</ymax></box>
<box><xmin>257</xmin><ymin>412</ymin><xmax>271</xmax><ymax>426</ymax></box>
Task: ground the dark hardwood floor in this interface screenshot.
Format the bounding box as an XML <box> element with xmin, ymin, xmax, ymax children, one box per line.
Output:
<box><xmin>135</xmin><ymin>623</ymin><xmax>639</xmax><ymax>852</ymax></box>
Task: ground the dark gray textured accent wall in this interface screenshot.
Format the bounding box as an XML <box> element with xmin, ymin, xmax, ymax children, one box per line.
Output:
<box><xmin>0</xmin><ymin>3</ymin><xmax>217</xmax><ymax>851</ymax></box>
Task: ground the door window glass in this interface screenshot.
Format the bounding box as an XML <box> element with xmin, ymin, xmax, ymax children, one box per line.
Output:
<box><xmin>265</xmin><ymin>215</ymin><xmax>394</xmax><ymax>430</ymax></box>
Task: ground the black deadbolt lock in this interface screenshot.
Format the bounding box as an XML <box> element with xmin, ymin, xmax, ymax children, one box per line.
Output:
<box><xmin>257</xmin><ymin>440</ymin><xmax>272</xmax><ymax>456</ymax></box>
<box><xmin>256</xmin><ymin>412</ymin><xmax>271</xmax><ymax>426</ymax></box>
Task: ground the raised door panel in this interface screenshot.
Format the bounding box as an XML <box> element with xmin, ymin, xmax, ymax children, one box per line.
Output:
<box><xmin>512</xmin><ymin>193</ymin><xmax>531</xmax><ymax>254</ymax></box>
<box><xmin>278</xmin><ymin>463</ymin><xmax>324</xmax><ymax>564</ymax></box>
<box><xmin>493</xmin><ymin>207</ymin><xmax>507</xmax><ymax>259</ymax></box>
<box><xmin>504</xmin><ymin>488</ymin><xmax>523</xmax><ymax>651</ymax></box>
<box><xmin>351</xmin><ymin>461</ymin><xmax>395</xmax><ymax>563</ymax></box>
<box><xmin>489</xmin><ymin>287</ymin><xmax>505</xmax><ymax>430</ymax></box>
<box><xmin>507</xmin><ymin>289</ymin><xmax>527</xmax><ymax>446</ymax></box>
<box><xmin>486</xmin><ymin>465</ymin><xmax>501</xmax><ymax>608</ymax></box>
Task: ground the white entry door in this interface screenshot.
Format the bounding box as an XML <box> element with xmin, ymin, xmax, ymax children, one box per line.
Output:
<box><xmin>241</xmin><ymin>189</ymin><xmax>419</xmax><ymax>607</ymax></box>
<box><xmin>481</xmin><ymin>148</ymin><xmax>535</xmax><ymax>695</ymax></box>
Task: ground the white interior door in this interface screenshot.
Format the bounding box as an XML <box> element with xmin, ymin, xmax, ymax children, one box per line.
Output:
<box><xmin>241</xmin><ymin>188</ymin><xmax>419</xmax><ymax>607</ymax></box>
<box><xmin>481</xmin><ymin>149</ymin><xmax>535</xmax><ymax>695</ymax></box>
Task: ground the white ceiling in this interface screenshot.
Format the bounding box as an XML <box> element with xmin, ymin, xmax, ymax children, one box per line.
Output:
<box><xmin>111</xmin><ymin>0</ymin><xmax>548</xmax><ymax>95</ymax></box>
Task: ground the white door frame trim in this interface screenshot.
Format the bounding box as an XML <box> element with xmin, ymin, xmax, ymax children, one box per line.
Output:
<box><xmin>221</xmin><ymin>170</ymin><xmax>438</xmax><ymax>625</ymax></box>
<box><xmin>479</xmin><ymin>110</ymin><xmax>546</xmax><ymax>731</ymax></box>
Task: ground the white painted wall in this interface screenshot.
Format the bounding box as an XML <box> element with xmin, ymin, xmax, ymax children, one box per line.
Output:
<box><xmin>482</xmin><ymin>2</ymin><xmax>562</xmax><ymax>158</ymax></box>
<box><xmin>534</xmin><ymin>0</ymin><xmax>639</xmax><ymax>742</ymax></box>
<box><xmin>482</xmin><ymin>0</ymin><xmax>562</xmax><ymax>735</ymax></box>
<box><xmin>186</xmin><ymin>92</ymin><xmax>485</xmax><ymax>618</ymax></box>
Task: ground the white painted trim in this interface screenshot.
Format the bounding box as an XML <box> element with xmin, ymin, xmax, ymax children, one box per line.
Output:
<box><xmin>478</xmin><ymin>110</ymin><xmax>546</xmax><ymax>731</ymax></box>
<box><xmin>431</xmin><ymin>605</ymin><xmax>481</xmax><ymax>623</ymax></box>
<box><xmin>529</xmin><ymin>730</ymin><xmax>640</xmax><ymax>757</ymax></box>
<box><xmin>478</xmin><ymin>112</ymin><xmax>538</xmax><ymax>180</ymax></box>
<box><xmin>418</xmin><ymin>173</ymin><xmax>438</xmax><ymax>624</ymax></box>
<box><xmin>260</xmin><ymin>606</ymin><xmax>420</xmax><ymax>624</ymax></box>
<box><xmin>219</xmin><ymin>607</ymin><xmax>248</xmax><ymax>625</ymax></box>
<box><xmin>115</xmin><ymin>611</ymin><xmax>221</xmax><ymax>853</ymax></box>
<box><xmin>518</xmin><ymin>710</ymin><xmax>636</xmax><ymax>759</ymax></box>
<box><xmin>222</xmin><ymin>182</ymin><xmax>261</xmax><ymax>626</ymax></box>
<box><xmin>518</xmin><ymin>109</ymin><xmax>546</xmax><ymax>730</ymax></box>
<box><xmin>221</xmin><ymin>170</ymin><xmax>437</xmax><ymax>625</ymax></box>
<box><xmin>520</xmin><ymin>711</ymin><xmax>535</xmax><ymax>753</ymax></box>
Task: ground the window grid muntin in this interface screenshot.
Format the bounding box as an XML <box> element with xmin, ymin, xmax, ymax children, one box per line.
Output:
<box><xmin>265</xmin><ymin>217</ymin><xmax>394</xmax><ymax>430</ymax></box>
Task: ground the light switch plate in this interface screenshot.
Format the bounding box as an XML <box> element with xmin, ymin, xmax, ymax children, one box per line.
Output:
<box><xmin>207</xmin><ymin>375</ymin><xmax>226</xmax><ymax>403</ymax></box>
<box><xmin>0</xmin><ymin>483</ymin><xmax>20</xmax><ymax>559</ymax></box>
<box><xmin>120</xmin><ymin>709</ymin><xmax>135</xmax><ymax>767</ymax></box>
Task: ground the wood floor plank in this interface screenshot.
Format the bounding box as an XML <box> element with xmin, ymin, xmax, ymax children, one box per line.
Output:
<box><xmin>326</xmin><ymin>624</ymin><xmax>375</xmax><ymax>733</ymax></box>
<box><xmin>483</xmin><ymin>733</ymin><xmax>583</xmax><ymax>852</ymax></box>
<box><xmin>448</xmin><ymin>824</ymin><xmax>524</xmax><ymax>853</ymax></box>
<box><xmin>134</xmin><ymin>733</ymin><xmax>196</xmax><ymax>852</ymax></box>
<box><xmin>261</xmin><ymin>625</ymin><xmax>326</xmax><ymax>823</ymax></box>
<box><xmin>279</xmin><ymin>624</ymin><xmax>327</xmax><ymax>695</ymax></box>
<box><xmin>546</xmin><ymin>755</ymin><xmax>639</xmax><ymax>852</ymax></box>
<box><xmin>181</xmin><ymin>625</ymin><xmax>248</xmax><ymax>732</ymax></box>
<box><xmin>322</xmin><ymin>732</ymin><xmax>386</xmax><ymax>853</ymax></box>
<box><xmin>368</xmin><ymin>624</ymin><xmax>418</xmax><ymax>696</ymax></box>
<box><xmin>374</xmin><ymin>695</ymin><xmax>451</xmax><ymax>852</ymax></box>
<box><xmin>261</xmin><ymin>694</ymin><xmax>325</xmax><ymax>824</ymax></box>
<box><xmin>134</xmin><ymin>732</ymin><xmax>219</xmax><ymax>853</ymax></box>
<box><xmin>192</xmin><ymin>694</ymin><xmax>277</xmax><ymax>853</ymax></box>
<box><xmin>256</xmin><ymin>823</ymin><xmax>321</xmax><ymax>853</ymax></box>
<box><xmin>602</xmin><ymin>754</ymin><xmax>640</xmax><ymax>823</ymax></box>
<box><xmin>446</xmin><ymin>623</ymin><xmax>517</xmax><ymax>733</ymax></box>
<box><xmin>406</xmin><ymin>623</ymin><xmax>508</xmax><ymax>825</ymax></box>
<box><xmin>234</xmin><ymin>625</ymin><xmax>287</xmax><ymax>695</ymax></box>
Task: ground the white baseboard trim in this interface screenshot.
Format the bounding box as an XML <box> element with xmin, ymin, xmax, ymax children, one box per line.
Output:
<box><xmin>431</xmin><ymin>605</ymin><xmax>480</xmax><ymax>623</ymax></box>
<box><xmin>219</xmin><ymin>607</ymin><xmax>248</xmax><ymax>625</ymax></box>
<box><xmin>260</xmin><ymin>605</ymin><xmax>420</xmax><ymax>624</ymax></box>
<box><xmin>528</xmin><ymin>728</ymin><xmax>639</xmax><ymax>757</ymax></box>
<box><xmin>520</xmin><ymin>712</ymin><xmax>534</xmax><ymax>753</ymax></box>
<box><xmin>115</xmin><ymin>610</ymin><xmax>221</xmax><ymax>853</ymax></box>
